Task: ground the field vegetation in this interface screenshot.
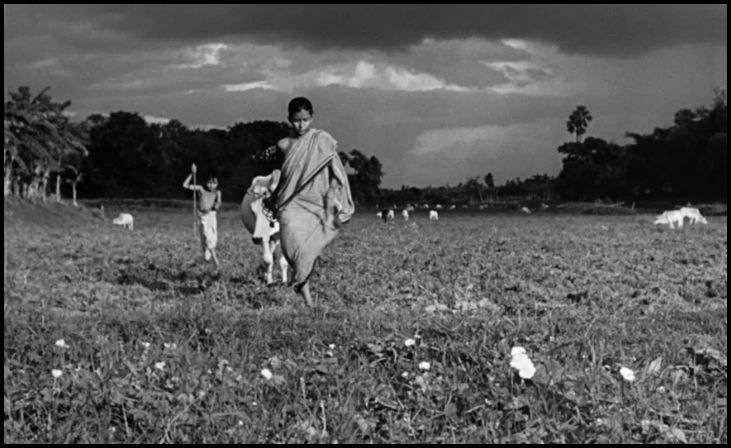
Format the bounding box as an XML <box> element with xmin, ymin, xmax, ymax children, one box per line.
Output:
<box><xmin>4</xmin><ymin>202</ymin><xmax>727</xmax><ymax>443</ymax></box>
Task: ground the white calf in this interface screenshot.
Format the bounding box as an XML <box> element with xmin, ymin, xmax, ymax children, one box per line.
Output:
<box><xmin>654</xmin><ymin>210</ymin><xmax>685</xmax><ymax>229</ymax></box>
<box><xmin>429</xmin><ymin>210</ymin><xmax>439</xmax><ymax>221</ymax></box>
<box><xmin>112</xmin><ymin>213</ymin><xmax>134</xmax><ymax>230</ymax></box>
<box><xmin>520</xmin><ymin>206</ymin><xmax>531</xmax><ymax>214</ymax></box>
<box><xmin>241</xmin><ymin>171</ymin><xmax>289</xmax><ymax>285</ymax></box>
<box><xmin>386</xmin><ymin>209</ymin><xmax>395</xmax><ymax>222</ymax></box>
<box><xmin>679</xmin><ymin>207</ymin><xmax>708</xmax><ymax>224</ymax></box>
<box><xmin>401</xmin><ymin>209</ymin><xmax>409</xmax><ymax>221</ymax></box>
<box><xmin>376</xmin><ymin>211</ymin><xmax>383</xmax><ymax>219</ymax></box>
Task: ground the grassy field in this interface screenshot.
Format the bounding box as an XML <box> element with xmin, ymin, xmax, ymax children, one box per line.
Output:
<box><xmin>4</xmin><ymin>202</ymin><xmax>727</xmax><ymax>443</ymax></box>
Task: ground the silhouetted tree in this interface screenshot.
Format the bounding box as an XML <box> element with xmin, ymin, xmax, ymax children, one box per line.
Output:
<box><xmin>4</xmin><ymin>86</ymin><xmax>88</xmax><ymax>199</ymax></box>
<box><xmin>567</xmin><ymin>105</ymin><xmax>593</xmax><ymax>143</ymax></box>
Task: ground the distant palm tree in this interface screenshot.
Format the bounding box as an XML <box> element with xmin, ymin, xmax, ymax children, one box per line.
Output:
<box><xmin>567</xmin><ymin>106</ymin><xmax>593</xmax><ymax>143</ymax></box>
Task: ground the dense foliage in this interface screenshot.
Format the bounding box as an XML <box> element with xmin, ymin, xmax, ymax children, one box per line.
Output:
<box><xmin>556</xmin><ymin>92</ymin><xmax>727</xmax><ymax>202</ymax></box>
<box><xmin>4</xmin><ymin>87</ymin><xmax>89</xmax><ymax>201</ymax></box>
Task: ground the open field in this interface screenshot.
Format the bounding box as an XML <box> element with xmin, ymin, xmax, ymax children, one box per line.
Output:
<box><xmin>4</xmin><ymin>203</ymin><xmax>727</xmax><ymax>443</ymax></box>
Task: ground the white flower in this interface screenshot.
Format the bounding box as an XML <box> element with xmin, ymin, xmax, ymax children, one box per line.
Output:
<box><xmin>261</xmin><ymin>368</ymin><xmax>273</xmax><ymax>380</ymax></box>
<box><xmin>509</xmin><ymin>346</ymin><xmax>536</xmax><ymax>379</ymax></box>
<box><xmin>154</xmin><ymin>361</ymin><xmax>166</xmax><ymax>371</ymax></box>
<box><xmin>55</xmin><ymin>339</ymin><xmax>69</xmax><ymax>349</ymax></box>
<box><xmin>404</xmin><ymin>338</ymin><xmax>416</xmax><ymax>347</ymax></box>
<box><xmin>619</xmin><ymin>366</ymin><xmax>635</xmax><ymax>382</ymax></box>
<box><xmin>418</xmin><ymin>361</ymin><xmax>431</xmax><ymax>371</ymax></box>
<box><xmin>328</xmin><ymin>344</ymin><xmax>336</xmax><ymax>350</ymax></box>
<box><xmin>51</xmin><ymin>369</ymin><xmax>63</xmax><ymax>379</ymax></box>
<box><xmin>164</xmin><ymin>342</ymin><xmax>177</xmax><ymax>351</ymax></box>
<box><xmin>141</xmin><ymin>341</ymin><xmax>150</xmax><ymax>350</ymax></box>
<box><xmin>401</xmin><ymin>371</ymin><xmax>410</xmax><ymax>378</ymax></box>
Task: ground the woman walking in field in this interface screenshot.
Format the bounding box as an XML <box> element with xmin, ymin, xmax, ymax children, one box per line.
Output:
<box><xmin>270</xmin><ymin>97</ymin><xmax>354</xmax><ymax>306</ymax></box>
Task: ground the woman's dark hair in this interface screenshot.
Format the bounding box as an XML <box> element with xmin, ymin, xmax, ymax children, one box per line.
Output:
<box><xmin>288</xmin><ymin>97</ymin><xmax>314</xmax><ymax>118</ymax></box>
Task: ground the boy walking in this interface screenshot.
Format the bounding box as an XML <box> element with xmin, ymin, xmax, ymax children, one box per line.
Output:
<box><xmin>183</xmin><ymin>164</ymin><xmax>222</xmax><ymax>269</ymax></box>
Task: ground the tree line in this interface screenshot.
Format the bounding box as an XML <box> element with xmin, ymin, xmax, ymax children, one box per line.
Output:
<box><xmin>4</xmin><ymin>86</ymin><xmax>383</xmax><ymax>204</ymax></box>
<box><xmin>382</xmin><ymin>92</ymin><xmax>726</xmax><ymax>206</ymax></box>
<box><xmin>556</xmin><ymin>92</ymin><xmax>726</xmax><ymax>202</ymax></box>
<box><xmin>4</xmin><ymin>86</ymin><xmax>726</xmax><ymax>206</ymax></box>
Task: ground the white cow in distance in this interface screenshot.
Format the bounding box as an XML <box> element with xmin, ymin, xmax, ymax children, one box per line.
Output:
<box><xmin>655</xmin><ymin>207</ymin><xmax>709</xmax><ymax>229</ymax></box>
<box><xmin>401</xmin><ymin>209</ymin><xmax>410</xmax><ymax>221</ymax></box>
<box><xmin>520</xmin><ymin>206</ymin><xmax>531</xmax><ymax>214</ymax></box>
<box><xmin>386</xmin><ymin>209</ymin><xmax>395</xmax><ymax>222</ymax></box>
<box><xmin>654</xmin><ymin>209</ymin><xmax>686</xmax><ymax>229</ymax></box>
<box><xmin>429</xmin><ymin>210</ymin><xmax>439</xmax><ymax>221</ymax></box>
<box><xmin>680</xmin><ymin>207</ymin><xmax>708</xmax><ymax>224</ymax></box>
<box><xmin>241</xmin><ymin>170</ymin><xmax>289</xmax><ymax>285</ymax></box>
<box><xmin>112</xmin><ymin>213</ymin><xmax>134</xmax><ymax>230</ymax></box>
<box><xmin>376</xmin><ymin>211</ymin><xmax>383</xmax><ymax>219</ymax></box>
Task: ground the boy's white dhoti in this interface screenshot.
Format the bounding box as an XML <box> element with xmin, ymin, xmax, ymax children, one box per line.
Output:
<box><xmin>198</xmin><ymin>211</ymin><xmax>217</xmax><ymax>259</ymax></box>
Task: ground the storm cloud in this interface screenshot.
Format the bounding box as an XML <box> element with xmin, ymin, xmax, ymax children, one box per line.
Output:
<box><xmin>5</xmin><ymin>5</ymin><xmax>727</xmax><ymax>187</ymax></box>
<box><xmin>6</xmin><ymin>4</ymin><xmax>727</xmax><ymax>58</ymax></box>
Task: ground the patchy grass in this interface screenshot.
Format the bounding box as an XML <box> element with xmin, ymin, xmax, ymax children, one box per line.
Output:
<box><xmin>4</xmin><ymin>203</ymin><xmax>727</xmax><ymax>443</ymax></box>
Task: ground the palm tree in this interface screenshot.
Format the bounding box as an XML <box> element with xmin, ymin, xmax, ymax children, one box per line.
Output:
<box><xmin>63</xmin><ymin>165</ymin><xmax>83</xmax><ymax>206</ymax></box>
<box><xmin>4</xmin><ymin>86</ymin><xmax>88</xmax><ymax>199</ymax></box>
<box><xmin>566</xmin><ymin>106</ymin><xmax>593</xmax><ymax>143</ymax></box>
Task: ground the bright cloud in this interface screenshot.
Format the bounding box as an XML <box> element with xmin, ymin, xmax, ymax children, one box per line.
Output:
<box><xmin>223</xmin><ymin>80</ymin><xmax>274</xmax><ymax>92</ymax></box>
<box><xmin>176</xmin><ymin>43</ymin><xmax>228</xmax><ymax>69</ymax></box>
<box><xmin>224</xmin><ymin>59</ymin><xmax>471</xmax><ymax>93</ymax></box>
<box><xmin>143</xmin><ymin>114</ymin><xmax>171</xmax><ymax>125</ymax></box>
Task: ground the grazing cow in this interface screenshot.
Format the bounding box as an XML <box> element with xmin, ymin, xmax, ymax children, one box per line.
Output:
<box><xmin>429</xmin><ymin>210</ymin><xmax>439</xmax><ymax>221</ymax></box>
<box><xmin>435</xmin><ymin>204</ymin><xmax>443</xmax><ymax>209</ymax></box>
<box><xmin>386</xmin><ymin>209</ymin><xmax>395</xmax><ymax>222</ymax></box>
<box><xmin>541</xmin><ymin>203</ymin><xmax>550</xmax><ymax>210</ymax></box>
<box><xmin>112</xmin><ymin>213</ymin><xmax>134</xmax><ymax>230</ymax></box>
<box><xmin>449</xmin><ymin>204</ymin><xmax>456</xmax><ymax>210</ymax></box>
<box><xmin>401</xmin><ymin>209</ymin><xmax>410</xmax><ymax>221</ymax></box>
<box><xmin>376</xmin><ymin>211</ymin><xmax>383</xmax><ymax>219</ymax></box>
<box><xmin>680</xmin><ymin>207</ymin><xmax>708</xmax><ymax>224</ymax></box>
<box><xmin>654</xmin><ymin>210</ymin><xmax>686</xmax><ymax>229</ymax></box>
<box><xmin>241</xmin><ymin>171</ymin><xmax>289</xmax><ymax>285</ymax></box>
<box><xmin>520</xmin><ymin>206</ymin><xmax>531</xmax><ymax>214</ymax></box>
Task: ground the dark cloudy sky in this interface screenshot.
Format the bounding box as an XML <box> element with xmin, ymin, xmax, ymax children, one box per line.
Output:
<box><xmin>5</xmin><ymin>4</ymin><xmax>727</xmax><ymax>188</ymax></box>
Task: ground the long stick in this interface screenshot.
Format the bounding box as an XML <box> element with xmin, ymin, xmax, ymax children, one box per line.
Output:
<box><xmin>192</xmin><ymin>169</ymin><xmax>198</xmax><ymax>238</ymax></box>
